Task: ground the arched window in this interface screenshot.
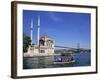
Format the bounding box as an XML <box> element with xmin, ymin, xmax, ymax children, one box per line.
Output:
<box><xmin>40</xmin><ymin>50</ymin><xmax>45</xmax><ymax>53</ymax></box>
<box><xmin>47</xmin><ymin>40</ymin><xmax>53</xmax><ymax>47</ymax></box>
<box><xmin>39</xmin><ymin>39</ymin><xmax>44</xmax><ymax>46</ymax></box>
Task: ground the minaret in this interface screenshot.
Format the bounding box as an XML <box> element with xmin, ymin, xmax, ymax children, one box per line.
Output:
<box><xmin>37</xmin><ymin>16</ymin><xmax>40</xmax><ymax>45</ymax></box>
<box><xmin>30</xmin><ymin>18</ymin><xmax>33</xmax><ymax>45</ymax></box>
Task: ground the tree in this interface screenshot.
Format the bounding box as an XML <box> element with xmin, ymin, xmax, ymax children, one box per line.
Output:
<box><xmin>23</xmin><ymin>33</ymin><xmax>31</xmax><ymax>52</ymax></box>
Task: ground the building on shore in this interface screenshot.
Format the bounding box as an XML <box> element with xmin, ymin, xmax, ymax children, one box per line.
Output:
<box><xmin>24</xmin><ymin>16</ymin><xmax>55</xmax><ymax>57</ymax></box>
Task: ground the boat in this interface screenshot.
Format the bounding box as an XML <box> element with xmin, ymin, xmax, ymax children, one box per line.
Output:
<box><xmin>54</xmin><ymin>55</ymin><xmax>75</xmax><ymax>64</ymax></box>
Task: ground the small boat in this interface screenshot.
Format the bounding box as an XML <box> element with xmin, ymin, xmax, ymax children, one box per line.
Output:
<box><xmin>54</xmin><ymin>60</ymin><xmax>75</xmax><ymax>64</ymax></box>
<box><xmin>54</xmin><ymin>55</ymin><xmax>75</xmax><ymax>64</ymax></box>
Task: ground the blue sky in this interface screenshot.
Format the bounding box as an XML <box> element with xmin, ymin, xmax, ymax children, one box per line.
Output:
<box><xmin>23</xmin><ymin>10</ymin><xmax>91</xmax><ymax>49</ymax></box>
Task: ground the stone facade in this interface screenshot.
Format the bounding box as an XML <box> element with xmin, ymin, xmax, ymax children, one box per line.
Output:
<box><xmin>24</xmin><ymin>35</ymin><xmax>55</xmax><ymax>57</ymax></box>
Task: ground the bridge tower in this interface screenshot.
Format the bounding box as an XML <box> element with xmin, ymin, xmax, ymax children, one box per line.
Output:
<box><xmin>77</xmin><ymin>43</ymin><xmax>80</xmax><ymax>52</ymax></box>
<box><xmin>77</xmin><ymin>43</ymin><xmax>80</xmax><ymax>49</ymax></box>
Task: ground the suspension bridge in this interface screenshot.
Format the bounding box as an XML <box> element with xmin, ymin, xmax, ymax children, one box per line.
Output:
<box><xmin>54</xmin><ymin>44</ymin><xmax>90</xmax><ymax>53</ymax></box>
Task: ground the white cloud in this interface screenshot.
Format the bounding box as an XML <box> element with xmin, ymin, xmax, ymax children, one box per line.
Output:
<box><xmin>48</xmin><ymin>12</ymin><xmax>62</xmax><ymax>22</ymax></box>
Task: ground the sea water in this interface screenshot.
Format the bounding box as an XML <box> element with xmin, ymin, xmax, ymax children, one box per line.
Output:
<box><xmin>23</xmin><ymin>52</ymin><xmax>91</xmax><ymax>69</ymax></box>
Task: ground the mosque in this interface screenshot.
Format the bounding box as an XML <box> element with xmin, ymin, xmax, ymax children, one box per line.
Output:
<box><xmin>24</xmin><ymin>16</ymin><xmax>55</xmax><ymax>57</ymax></box>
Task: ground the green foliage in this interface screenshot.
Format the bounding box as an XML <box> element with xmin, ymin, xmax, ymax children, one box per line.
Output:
<box><xmin>23</xmin><ymin>33</ymin><xmax>31</xmax><ymax>52</ymax></box>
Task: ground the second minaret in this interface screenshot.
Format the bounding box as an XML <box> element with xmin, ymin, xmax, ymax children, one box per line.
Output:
<box><xmin>37</xmin><ymin>16</ymin><xmax>40</xmax><ymax>45</ymax></box>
